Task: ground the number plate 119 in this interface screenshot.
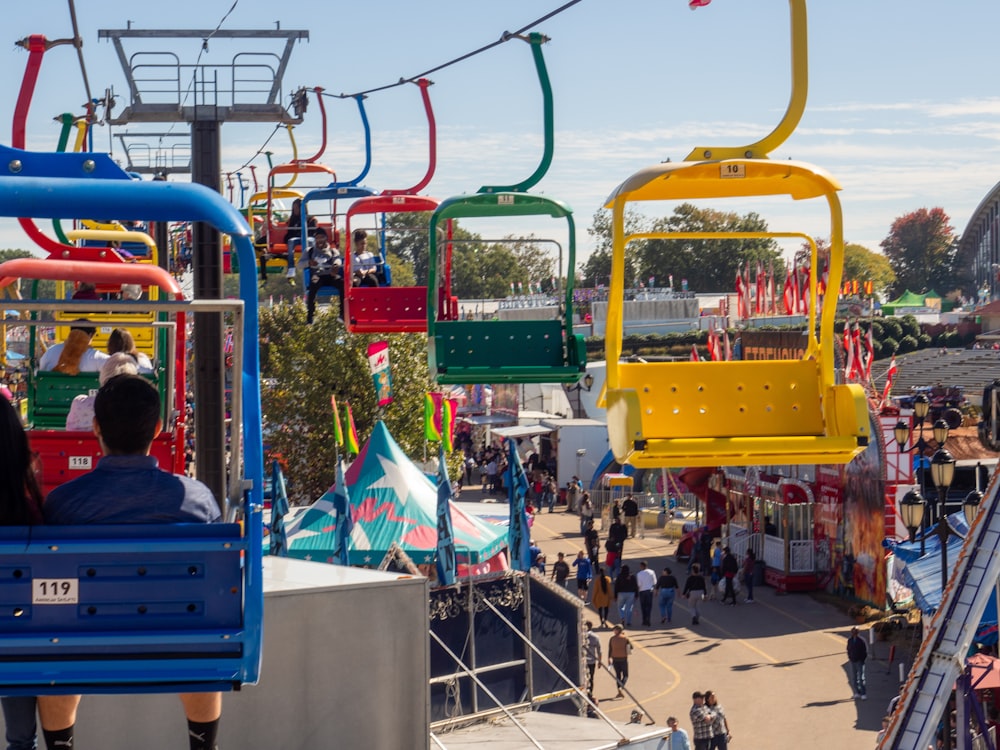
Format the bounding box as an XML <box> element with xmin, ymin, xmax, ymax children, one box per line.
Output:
<box><xmin>32</xmin><ymin>579</ymin><xmax>79</xmax><ymax>605</ymax></box>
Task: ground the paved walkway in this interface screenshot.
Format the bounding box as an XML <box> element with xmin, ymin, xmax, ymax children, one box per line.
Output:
<box><xmin>458</xmin><ymin>489</ymin><xmax>903</xmax><ymax>750</ymax></box>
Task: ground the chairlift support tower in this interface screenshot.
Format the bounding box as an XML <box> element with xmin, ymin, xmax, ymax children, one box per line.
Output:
<box><xmin>97</xmin><ymin>27</ymin><xmax>307</xmax><ymax>503</ymax></box>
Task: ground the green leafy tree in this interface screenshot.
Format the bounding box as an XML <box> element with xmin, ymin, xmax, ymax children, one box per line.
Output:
<box><xmin>880</xmin><ymin>208</ymin><xmax>958</xmax><ymax>297</ymax></box>
<box><xmin>641</xmin><ymin>205</ymin><xmax>781</xmax><ymax>293</ymax></box>
<box><xmin>259</xmin><ymin>301</ymin><xmax>432</xmax><ymax>503</ymax></box>
<box><xmin>843</xmin><ymin>243</ymin><xmax>895</xmax><ymax>298</ymax></box>
<box><xmin>0</xmin><ymin>249</ymin><xmax>55</xmax><ymax>299</ymax></box>
<box><xmin>579</xmin><ymin>209</ymin><xmax>645</xmax><ymax>288</ymax></box>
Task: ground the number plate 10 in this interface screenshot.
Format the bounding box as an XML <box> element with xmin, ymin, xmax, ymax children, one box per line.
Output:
<box><xmin>32</xmin><ymin>579</ymin><xmax>79</xmax><ymax>605</ymax></box>
<box><xmin>720</xmin><ymin>163</ymin><xmax>746</xmax><ymax>179</ymax></box>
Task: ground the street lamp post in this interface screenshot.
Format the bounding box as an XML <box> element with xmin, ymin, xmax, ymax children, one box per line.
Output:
<box><xmin>565</xmin><ymin>372</ymin><xmax>594</xmax><ymax>418</ymax></box>
<box><xmin>894</xmin><ymin>394</ymin><xmax>937</xmax><ymax>554</ymax></box>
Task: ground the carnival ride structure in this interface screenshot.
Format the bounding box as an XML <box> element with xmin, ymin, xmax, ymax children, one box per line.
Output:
<box><xmin>0</xmin><ymin>143</ymin><xmax>264</xmax><ymax>696</ymax></box>
<box><xmin>425</xmin><ymin>33</ymin><xmax>586</xmax><ymax>385</ymax></box>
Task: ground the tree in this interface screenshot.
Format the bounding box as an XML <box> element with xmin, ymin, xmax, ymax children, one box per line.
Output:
<box><xmin>641</xmin><ymin>205</ymin><xmax>781</xmax><ymax>292</ymax></box>
<box><xmin>880</xmin><ymin>208</ymin><xmax>958</xmax><ymax>297</ymax></box>
<box><xmin>843</xmin><ymin>243</ymin><xmax>895</xmax><ymax>298</ymax></box>
<box><xmin>258</xmin><ymin>300</ymin><xmax>431</xmax><ymax>503</ymax></box>
<box><xmin>579</xmin><ymin>208</ymin><xmax>645</xmax><ymax>288</ymax></box>
<box><xmin>0</xmin><ymin>249</ymin><xmax>55</xmax><ymax>299</ymax></box>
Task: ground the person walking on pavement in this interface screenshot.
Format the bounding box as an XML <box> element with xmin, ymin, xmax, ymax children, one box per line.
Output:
<box><xmin>847</xmin><ymin>626</ymin><xmax>869</xmax><ymax>700</ymax></box>
<box><xmin>636</xmin><ymin>560</ymin><xmax>657</xmax><ymax>627</ymax></box>
<box><xmin>584</xmin><ymin>519</ymin><xmax>600</xmax><ymax>566</ymax></box>
<box><xmin>667</xmin><ymin>715</ymin><xmax>691</xmax><ymax>750</ymax></box>
<box><xmin>591</xmin><ymin>566</ymin><xmax>613</xmax><ymax>628</ymax></box>
<box><xmin>583</xmin><ymin>620</ymin><xmax>601</xmax><ymax>697</ymax></box>
<box><xmin>579</xmin><ymin>491</ymin><xmax>594</xmax><ymax>535</ymax></box>
<box><xmin>710</xmin><ymin>541</ymin><xmax>723</xmax><ymax>598</ymax></box>
<box><xmin>566</xmin><ymin>476</ymin><xmax>580</xmax><ymax>514</ymax></box>
<box><xmin>689</xmin><ymin>691</ymin><xmax>714</xmax><ymax>750</ymax></box>
<box><xmin>615</xmin><ymin>565</ymin><xmax>639</xmax><ymax>627</ymax></box>
<box><xmin>720</xmin><ymin>547</ymin><xmax>739</xmax><ymax>605</ymax></box>
<box><xmin>622</xmin><ymin>493</ymin><xmax>640</xmax><ymax>538</ymax></box>
<box><xmin>704</xmin><ymin>690</ymin><xmax>731</xmax><ymax>750</ymax></box>
<box><xmin>607</xmin><ymin>625</ymin><xmax>632</xmax><ymax>698</ymax></box>
<box><xmin>742</xmin><ymin>549</ymin><xmax>756</xmax><ymax>603</ymax></box>
<box><xmin>572</xmin><ymin>549</ymin><xmax>593</xmax><ymax>600</ymax></box>
<box><xmin>551</xmin><ymin>552</ymin><xmax>571</xmax><ymax>590</ymax></box>
<box><xmin>608</xmin><ymin>516</ymin><xmax>628</xmax><ymax>561</ymax></box>
<box><xmin>683</xmin><ymin>564</ymin><xmax>708</xmax><ymax>625</ymax></box>
<box><xmin>656</xmin><ymin>566</ymin><xmax>680</xmax><ymax>623</ymax></box>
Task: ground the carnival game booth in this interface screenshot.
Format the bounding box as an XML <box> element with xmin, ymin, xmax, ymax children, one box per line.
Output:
<box><xmin>284</xmin><ymin>421</ymin><xmax>508</xmax><ymax>575</ymax></box>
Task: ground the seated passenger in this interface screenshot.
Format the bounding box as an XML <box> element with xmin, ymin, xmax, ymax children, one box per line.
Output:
<box><xmin>39</xmin><ymin>324</ymin><xmax>109</xmax><ymax>373</ymax></box>
<box><xmin>41</xmin><ymin>374</ymin><xmax>224</xmax><ymax>750</ymax></box>
<box><xmin>106</xmin><ymin>328</ymin><xmax>154</xmax><ymax>374</ymax></box>
<box><xmin>284</xmin><ymin>198</ymin><xmax>318</xmax><ymax>280</ymax></box>
<box><xmin>70</xmin><ymin>282</ymin><xmax>99</xmax><ymax>301</ymax></box>
<box><xmin>306</xmin><ymin>229</ymin><xmax>344</xmax><ymax>325</ymax></box>
<box><xmin>65</xmin><ymin>353</ymin><xmax>138</xmax><ymax>431</ymax></box>
<box><xmin>351</xmin><ymin>229</ymin><xmax>380</xmax><ymax>287</ymax></box>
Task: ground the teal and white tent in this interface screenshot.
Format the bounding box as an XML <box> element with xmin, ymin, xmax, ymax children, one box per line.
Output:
<box><xmin>284</xmin><ymin>421</ymin><xmax>508</xmax><ymax>573</ymax></box>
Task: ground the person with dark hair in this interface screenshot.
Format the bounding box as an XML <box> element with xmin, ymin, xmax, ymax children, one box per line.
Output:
<box><xmin>305</xmin><ymin>229</ymin><xmax>344</xmax><ymax>325</ymax></box>
<box><xmin>42</xmin><ymin>375</ymin><xmax>223</xmax><ymax>750</ymax></box>
<box><xmin>591</xmin><ymin>566</ymin><xmax>613</xmax><ymax>628</ymax></box>
<box><xmin>0</xmin><ymin>394</ymin><xmax>44</xmax><ymax>750</ymax></box>
<box><xmin>741</xmin><ymin>549</ymin><xmax>756</xmax><ymax>603</ymax></box>
<box><xmin>656</xmin><ymin>566</ymin><xmax>680</xmax><ymax>624</ymax></box>
<box><xmin>704</xmin><ymin>690</ymin><xmax>731</xmax><ymax>749</ymax></box>
<box><xmin>721</xmin><ymin>547</ymin><xmax>739</xmax><ymax>605</ymax></box>
<box><xmin>683</xmin><ymin>564</ymin><xmax>708</xmax><ymax>625</ymax></box>
<box><xmin>38</xmin><ymin>324</ymin><xmax>108</xmax><ymax>373</ymax></box>
<box><xmin>607</xmin><ymin>625</ymin><xmax>632</xmax><ymax>699</ymax></box>
<box><xmin>283</xmin><ymin>198</ymin><xmax>318</xmax><ymax>280</ymax></box>
<box><xmin>106</xmin><ymin>328</ymin><xmax>153</xmax><ymax>373</ymax></box>
<box><xmin>582</xmin><ymin>621</ymin><xmax>601</xmax><ymax>697</ymax></box>
<box><xmin>614</xmin><ymin>564</ymin><xmax>638</xmax><ymax>627</ymax></box>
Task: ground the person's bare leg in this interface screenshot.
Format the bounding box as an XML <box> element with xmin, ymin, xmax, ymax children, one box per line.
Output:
<box><xmin>37</xmin><ymin>695</ymin><xmax>80</xmax><ymax>748</ymax></box>
<box><xmin>180</xmin><ymin>692</ymin><xmax>222</xmax><ymax>750</ymax></box>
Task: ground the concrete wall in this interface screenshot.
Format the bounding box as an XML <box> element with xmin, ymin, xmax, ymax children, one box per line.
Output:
<box><xmin>63</xmin><ymin>558</ymin><xmax>429</xmax><ymax>750</ymax></box>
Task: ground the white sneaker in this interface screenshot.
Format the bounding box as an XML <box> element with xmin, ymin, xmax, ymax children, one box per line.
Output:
<box><xmin>852</xmin><ymin>693</ymin><xmax>859</xmax><ymax>699</ymax></box>
<box><xmin>861</xmin><ymin>695</ymin><xmax>868</xmax><ymax>701</ymax></box>
<box><xmin>286</xmin><ymin>268</ymin><xmax>296</xmax><ymax>279</ymax></box>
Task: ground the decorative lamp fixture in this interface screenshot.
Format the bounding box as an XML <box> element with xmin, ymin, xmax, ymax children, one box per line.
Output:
<box><xmin>899</xmin><ymin>489</ymin><xmax>925</xmax><ymax>542</ymax></box>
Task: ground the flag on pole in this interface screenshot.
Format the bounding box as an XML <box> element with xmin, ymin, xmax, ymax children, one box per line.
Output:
<box><xmin>332</xmin><ymin>458</ymin><xmax>354</xmax><ymax>566</ymax></box>
<box><xmin>331</xmin><ymin>395</ymin><xmax>344</xmax><ymax>447</ymax></box>
<box><xmin>723</xmin><ymin>330</ymin><xmax>732</xmax><ymax>362</ymax></box>
<box><xmin>852</xmin><ymin>325</ymin><xmax>864</xmax><ymax>381</ymax></box>
<box><xmin>863</xmin><ymin>326</ymin><xmax>875</xmax><ymax>381</ymax></box>
<box><xmin>881</xmin><ymin>355</ymin><xmax>898</xmax><ymax>408</ymax></box>
<box><xmin>707</xmin><ymin>329</ymin><xmax>720</xmax><ymax>362</ymax></box>
<box><xmin>424</xmin><ymin>392</ymin><xmax>443</xmax><ymax>442</ymax></box>
<box><xmin>366</xmin><ymin>341</ymin><xmax>394</xmax><ymax>407</ymax></box>
<box><xmin>269</xmin><ymin>460</ymin><xmax>289</xmax><ymax>557</ymax></box>
<box><xmin>843</xmin><ymin>323</ymin><xmax>856</xmax><ymax>380</ymax></box>
<box><xmin>345</xmin><ymin>403</ymin><xmax>360</xmax><ymax>455</ymax></box>
<box><xmin>767</xmin><ymin>260</ymin><xmax>776</xmax><ymax>315</ymax></box>
<box><xmin>442</xmin><ymin>399</ymin><xmax>455</xmax><ymax>453</ymax></box>
<box><xmin>783</xmin><ymin>268</ymin><xmax>794</xmax><ymax>315</ymax></box>
<box><xmin>506</xmin><ymin>440</ymin><xmax>532</xmax><ymax>572</ymax></box>
<box><xmin>436</xmin><ymin>445</ymin><xmax>457</xmax><ymax>585</ymax></box>
<box><xmin>735</xmin><ymin>271</ymin><xmax>747</xmax><ymax>320</ymax></box>
<box><xmin>690</xmin><ymin>344</ymin><xmax>700</xmax><ymax>362</ymax></box>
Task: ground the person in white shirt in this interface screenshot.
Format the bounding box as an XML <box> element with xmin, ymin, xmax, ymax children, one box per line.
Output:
<box><xmin>636</xmin><ymin>560</ymin><xmax>658</xmax><ymax>627</ymax></box>
<box><xmin>38</xmin><ymin>324</ymin><xmax>109</xmax><ymax>373</ymax></box>
<box><xmin>350</xmin><ymin>229</ymin><xmax>379</xmax><ymax>286</ymax></box>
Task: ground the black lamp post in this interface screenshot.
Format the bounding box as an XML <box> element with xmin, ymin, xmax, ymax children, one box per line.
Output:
<box><xmin>565</xmin><ymin>372</ymin><xmax>594</xmax><ymax>418</ymax></box>
<box><xmin>894</xmin><ymin>395</ymin><xmax>936</xmax><ymax>554</ymax></box>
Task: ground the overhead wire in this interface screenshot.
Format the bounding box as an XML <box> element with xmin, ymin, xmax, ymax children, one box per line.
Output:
<box><xmin>327</xmin><ymin>0</ymin><xmax>584</xmax><ymax>99</ymax></box>
<box><xmin>232</xmin><ymin>0</ymin><xmax>584</xmax><ymax>175</ymax></box>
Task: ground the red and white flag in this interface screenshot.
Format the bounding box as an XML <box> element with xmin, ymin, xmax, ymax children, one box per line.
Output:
<box><xmin>852</xmin><ymin>325</ymin><xmax>864</xmax><ymax>380</ymax></box>
<box><xmin>843</xmin><ymin>323</ymin><xmax>855</xmax><ymax>380</ymax></box>
<box><xmin>735</xmin><ymin>271</ymin><xmax>746</xmax><ymax>320</ymax></box>
<box><xmin>767</xmin><ymin>260</ymin><xmax>776</xmax><ymax>315</ymax></box>
<box><xmin>690</xmin><ymin>344</ymin><xmax>701</xmax><ymax>362</ymax></box>
<box><xmin>723</xmin><ymin>330</ymin><xmax>732</xmax><ymax>362</ymax></box>
<box><xmin>881</xmin><ymin>356</ymin><xmax>898</xmax><ymax>408</ymax></box>
<box><xmin>863</xmin><ymin>326</ymin><xmax>875</xmax><ymax>381</ymax></box>
<box><xmin>782</xmin><ymin>268</ymin><xmax>794</xmax><ymax>315</ymax></box>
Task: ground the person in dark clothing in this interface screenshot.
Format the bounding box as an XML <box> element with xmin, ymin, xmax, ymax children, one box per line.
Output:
<box><xmin>305</xmin><ymin>229</ymin><xmax>344</xmax><ymax>324</ymax></box>
<box><xmin>721</xmin><ymin>547</ymin><xmax>739</xmax><ymax>605</ymax></box>
<box><xmin>584</xmin><ymin>519</ymin><xmax>600</xmax><ymax>566</ymax></box>
<box><xmin>846</xmin><ymin>627</ymin><xmax>868</xmax><ymax>699</ymax></box>
<box><xmin>281</xmin><ymin>197</ymin><xmax>318</xmax><ymax>280</ymax></box>
<box><xmin>608</xmin><ymin>518</ymin><xmax>628</xmax><ymax>559</ymax></box>
<box><xmin>614</xmin><ymin>565</ymin><xmax>639</xmax><ymax>626</ymax></box>
<box><xmin>622</xmin><ymin>494</ymin><xmax>640</xmax><ymax>538</ymax></box>
<box><xmin>683</xmin><ymin>564</ymin><xmax>708</xmax><ymax>625</ymax></box>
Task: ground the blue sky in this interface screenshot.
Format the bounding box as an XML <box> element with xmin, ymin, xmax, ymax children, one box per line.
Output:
<box><xmin>2</xmin><ymin>0</ymin><xmax>1000</xmax><ymax>275</ymax></box>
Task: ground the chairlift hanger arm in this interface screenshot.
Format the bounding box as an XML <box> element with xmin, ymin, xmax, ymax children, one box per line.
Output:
<box><xmin>477</xmin><ymin>33</ymin><xmax>553</xmax><ymax>195</ymax></box>
<box><xmin>382</xmin><ymin>78</ymin><xmax>436</xmax><ymax>196</ymax></box>
<box><xmin>684</xmin><ymin>0</ymin><xmax>808</xmax><ymax>161</ymax></box>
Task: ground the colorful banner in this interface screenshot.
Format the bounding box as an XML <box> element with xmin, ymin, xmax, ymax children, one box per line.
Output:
<box><xmin>331</xmin><ymin>395</ymin><xmax>344</xmax><ymax>447</ymax></box>
<box><xmin>345</xmin><ymin>403</ymin><xmax>360</xmax><ymax>455</ymax></box>
<box><xmin>436</xmin><ymin>445</ymin><xmax>457</xmax><ymax>586</ymax></box>
<box><xmin>425</xmin><ymin>392</ymin><xmax>443</xmax><ymax>442</ymax></box>
<box><xmin>366</xmin><ymin>341</ymin><xmax>393</xmax><ymax>407</ymax></box>
<box><xmin>506</xmin><ymin>440</ymin><xmax>532</xmax><ymax>572</ymax></box>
